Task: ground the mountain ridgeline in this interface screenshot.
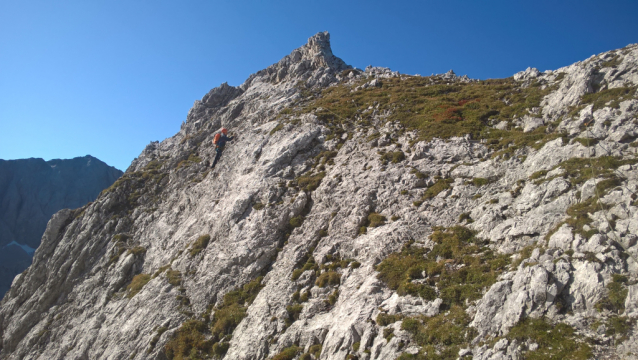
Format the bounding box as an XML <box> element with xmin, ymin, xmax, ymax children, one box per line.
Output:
<box><xmin>0</xmin><ymin>156</ymin><xmax>123</xmax><ymax>299</ymax></box>
<box><xmin>1</xmin><ymin>32</ymin><xmax>638</xmax><ymax>359</ymax></box>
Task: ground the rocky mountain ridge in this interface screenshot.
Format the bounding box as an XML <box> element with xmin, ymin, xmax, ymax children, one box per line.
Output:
<box><xmin>1</xmin><ymin>32</ymin><xmax>638</xmax><ymax>360</ymax></box>
<box><xmin>0</xmin><ymin>155</ymin><xmax>123</xmax><ymax>299</ymax></box>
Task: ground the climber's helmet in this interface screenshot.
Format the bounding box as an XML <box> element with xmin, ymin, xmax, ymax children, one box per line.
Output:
<box><xmin>221</xmin><ymin>128</ymin><xmax>228</xmax><ymax>135</ymax></box>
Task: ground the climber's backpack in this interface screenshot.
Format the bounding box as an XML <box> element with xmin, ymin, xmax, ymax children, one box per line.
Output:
<box><xmin>213</xmin><ymin>133</ymin><xmax>221</xmax><ymax>145</ymax></box>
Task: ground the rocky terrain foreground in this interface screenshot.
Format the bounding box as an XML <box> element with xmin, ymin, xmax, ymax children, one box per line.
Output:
<box><xmin>1</xmin><ymin>32</ymin><xmax>638</xmax><ymax>360</ymax></box>
<box><xmin>0</xmin><ymin>156</ymin><xmax>123</xmax><ymax>299</ymax></box>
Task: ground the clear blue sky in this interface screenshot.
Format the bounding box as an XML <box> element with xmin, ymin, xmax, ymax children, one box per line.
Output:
<box><xmin>1</xmin><ymin>0</ymin><xmax>637</xmax><ymax>171</ymax></box>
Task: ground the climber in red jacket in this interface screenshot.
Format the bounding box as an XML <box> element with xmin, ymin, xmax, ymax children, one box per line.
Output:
<box><xmin>211</xmin><ymin>128</ymin><xmax>234</xmax><ymax>169</ymax></box>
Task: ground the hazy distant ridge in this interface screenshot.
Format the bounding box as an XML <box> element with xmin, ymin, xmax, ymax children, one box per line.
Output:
<box><xmin>0</xmin><ymin>155</ymin><xmax>123</xmax><ymax>297</ymax></box>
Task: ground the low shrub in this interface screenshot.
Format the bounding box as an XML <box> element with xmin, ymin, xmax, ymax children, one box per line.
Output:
<box><xmin>380</xmin><ymin>151</ymin><xmax>406</xmax><ymax>164</ymax></box>
<box><xmin>166</xmin><ymin>270</ymin><xmax>182</xmax><ymax>287</ymax></box>
<box><xmin>376</xmin><ymin>227</ymin><xmax>510</xmax><ymax>307</ymax></box>
<box><xmin>164</xmin><ymin>319</ymin><xmax>211</xmax><ymax>360</ymax></box>
<box><xmin>367</xmin><ymin>213</ymin><xmax>386</xmax><ymax>228</ymax></box>
<box><xmin>399</xmin><ymin>305</ymin><xmax>475</xmax><ymax>359</ymax></box>
<box><xmin>205</xmin><ymin>276</ymin><xmax>264</xmax><ymax>350</ymax></box>
<box><xmin>291</xmin><ymin>255</ymin><xmax>318</xmax><ymax>280</ymax></box>
<box><xmin>189</xmin><ymin>234</ymin><xmax>210</xmax><ymax>257</ymax></box>
<box><xmin>296</xmin><ymin>172</ymin><xmax>326</xmax><ymax>191</ymax></box>
<box><xmin>471</xmin><ymin>177</ymin><xmax>490</xmax><ymax>187</ymax></box>
<box><xmin>315</xmin><ymin>271</ymin><xmax>340</xmax><ymax>287</ymax></box>
<box><xmin>326</xmin><ymin>290</ymin><xmax>339</xmax><ymax>306</ymax></box>
<box><xmin>289</xmin><ymin>215</ymin><xmax>305</xmax><ymax>228</ymax></box>
<box><xmin>595</xmin><ymin>274</ymin><xmax>628</xmax><ymax>314</ymax></box>
<box><xmin>580</xmin><ymin>86</ymin><xmax>637</xmax><ymax>111</ymax></box>
<box><xmin>147</xmin><ymin>326</ymin><xmax>167</xmax><ymax>353</ymax></box>
<box><xmin>272</xmin><ymin>346</ymin><xmax>300</xmax><ymax>360</ymax></box>
<box><xmin>270</xmin><ymin>123</ymin><xmax>284</xmax><ymax>135</ymax></box>
<box><xmin>507</xmin><ymin>317</ymin><xmax>592</xmax><ymax>360</ymax></box>
<box><xmin>126</xmin><ymin>274</ymin><xmax>151</xmax><ymax>298</ymax></box>
<box><xmin>422</xmin><ymin>178</ymin><xmax>453</xmax><ymax>200</ymax></box>
<box><xmin>286</xmin><ymin>304</ymin><xmax>303</xmax><ymax>324</ymax></box>
<box><xmin>377</xmin><ymin>313</ymin><xmax>404</xmax><ymax>326</ymax></box>
<box><xmin>458</xmin><ymin>212</ymin><xmax>472</xmax><ymax>223</ymax></box>
<box><xmin>128</xmin><ymin>246</ymin><xmax>147</xmax><ymax>256</ymax></box>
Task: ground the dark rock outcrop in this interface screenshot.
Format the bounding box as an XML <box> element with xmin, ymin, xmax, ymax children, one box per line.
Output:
<box><xmin>0</xmin><ymin>155</ymin><xmax>122</xmax><ymax>298</ymax></box>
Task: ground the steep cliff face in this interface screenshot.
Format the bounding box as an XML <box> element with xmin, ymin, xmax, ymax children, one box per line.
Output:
<box><xmin>0</xmin><ymin>155</ymin><xmax>123</xmax><ymax>298</ymax></box>
<box><xmin>1</xmin><ymin>32</ymin><xmax>638</xmax><ymax>360</ymax></box>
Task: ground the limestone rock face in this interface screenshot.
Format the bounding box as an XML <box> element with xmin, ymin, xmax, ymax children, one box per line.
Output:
<box><xmin>0</xmin><ymin>156</ymin><xmax>122</xmax><ymax>298</ymax></box>
<box><xmin>1</xmin><ymin>33</ymin><xmax>638</xmax><ymax>360</ymax></box>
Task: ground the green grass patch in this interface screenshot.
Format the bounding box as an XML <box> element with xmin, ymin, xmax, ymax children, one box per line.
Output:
<box><xmin>315</xmin><ymin>150</ymin><xmax>338</xmax><ymax>166</ymax></box>
<box><xmin>367</xmin><ymin>213</ymin><xmax>386</xmax><ymax>228</ymax></box>
<box><xmin>126</xmin><ymin>274</ymin><xmax>151</xmax><ymax>298</ymax></box>
<box><xmin>601</xmin><ymin>316</ymin><xmax>636</xmax><ymax>344</ymax></box>
<box><xmin>270</xmin><ymin>123</ymin><xmax>284</xmax><ymax>135</ymax></box>
<box><xmin>127</xmin><ymin>246</ymin><xmax>146</xmax><ymax>256</ymax></box>
<box><xmin>458</xmin><ymin>212</ymin><xmax>473</xmax><ymax>223</ymax></box>
<box><xmin>321</xmin><ymin>253</ymin><xmax>354</xmax><ymax>271</ymax></box>
<box><xmin>376</xmin><ymin>227</ymin><xmax>510</xmax><ymax>307</ymax></box>
<box><xmin>285</xmin><ymin>304</ymin><xmax>303</xmax><ymax>326</ymax></box>
<box><xmin>176</xmin><ymin>153</ymin><xmax>202</xmax><ymax>169</ymax></box>
<box><xmin>164</xmin><ymin>319</ymin><xmax>212</xmax><ymax>360</ymax></box>
<box><xmin>153</xmin><ymin>264</ymin><xmax>171</xmax><ymax>278</ymax></box>
<box><xmin>580</xmin><ymin>86</ymin><xmax>637</xmax><ymax>112</ymax></box>
<box><xmin>202</xmin><ymin>276</ymin><xmax>264</xmax><ymax>353</ymax></box>
<box><xmin>398</xmin><ymin>305</ymin><xmax>476</xmax><ymax>360</ymax></box>
<box><xmin>303</xmin><ymin>77</ymin><xmax>556</xmax><ymax>143</ymax></box>
<box><xmin>471</xmin><ymin>177</ymin><xmax>491</xmax><ymax>187</ymax></box>
<box><xmin>529</xmin><ymin>170</ymin><xmax>548</xmax><ymax>180</ymax></box>
<box><xmin>252</xmin><ymin>202</ymin><xmax>265</xmax><ymax>210</ymax></box>
<box><xmin>411</xmin><ymin>168</ymin><xmax>427</xmax><ymax>179</ymax></box>
<box><xmin>563</xmin><ymin>181</ymin><xmax>622</xmax><ymax>238</ymax></box>
<box><xmin>296</xmin><ymin>75</ymin><xmax>574</xmax><ymax>161</ymax></box>
<box><xmin>506</xmin><ymin>317</ymin><xmax>592</xmax><ymax>360</ymax></box>
<box><xmin>422</xmin><ymin>178</ymin><xmax>453</xmax><ymax>200</ymax></box>
<box><xmin>166</xmin><ymin>269</ymin><xmax>182</xmax><ymax>287</ymax></box>
<box><xmin>557</xmin><ymin>156</ymin><xmax>636</xmax><ymax>186</ymax></box>
<box><xmin>296</xmin><ymin>171</ymin><xmax>326</xmax><ymax>191</ymax></box>
<box><xmin>595</xmin><ymin>274</ymin><xmax>629</xmax><ymax>314</ymax></box>
<box><xmin>291</xmin><ymin>254</ymin><xmax>318</xmax><ymax>280</ymax></box>
<box><xmin>189</xmin><ymin>234</ymin><xmax>211</xmax><ymax>257</ymax></box>
<box><xmin>485</xmin><ymin>126</ymin><xmax>568</xmax><ymax>159</ymax></box>
<box><xmin>377</xmin><ymin>313</ymin><xmax>404</xmax><ymax>326</ymax></box>
<box><xmin>315</xmin><ymin>271</ymin><xmax>341</xmax><ymax>287</ymax></box>
<box><xmin>600</xmin><ymin>55</ymin><xmax>622</xmax><ymax>68</ymax></box>
<box><xmin>380</xmin><ymin>150</ymin><xmax>406</xmax><ymax>165</ymax></box>
<box><xmin>100</xmin><ymin>160</ymin><xmax>168</xmax><ymax>214</ymax></box>
<box><xmin>384</xmin><ymin>327</ymin><xmax>395</xmax><ymax>341</ymax></box>
<box><xmin>147</xmin><ymin>326</ymin><xmax>168</xmax><ymax>353</ymax></box>
<box><xmin>289</xmin><ymin>215</ymin><xmax>305</xmax><ymax>229</ymax></box>
<box><xmin>573</xmin><ymin>138</ymin><xmax>599</xmax><ymax>147</ymax></box>
<box><xmin>512</xmin><ymin>245</ymin><xmax>537</xmax><ymax>268</ymax></box>
<box><xmin>325</xmin><ymin>290</ymin><xmax>339</xmax><ymax>306</ymax></box>
<box><xmin>272</xmin><ymin>346</ymin><xmax>300</xmax><ymax>360</ymax></box>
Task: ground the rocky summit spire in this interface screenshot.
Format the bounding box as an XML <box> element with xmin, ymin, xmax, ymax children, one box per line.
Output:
<box><xmin>299</xmin><ymin>31</ymin><xmax>349</xmax><ymax>70</ymax></box>
<box><xmin>242</xmin><ymin>31</ymin><xmax>351</xmax><ymax>88</ymax></box>
<box><xmin>183</xmin><ymin>32</ymin><xmax>351</xmax><ymax>129</ymax></box>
